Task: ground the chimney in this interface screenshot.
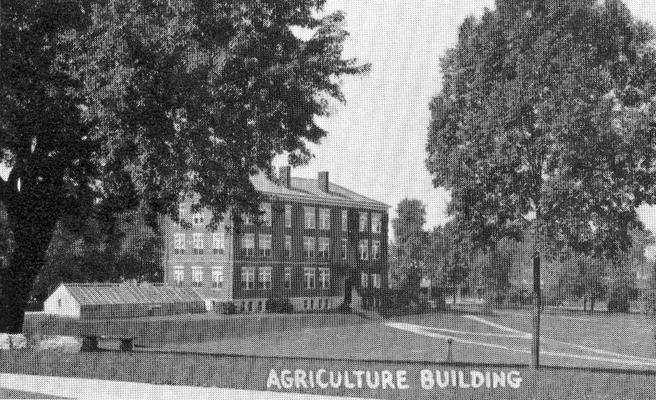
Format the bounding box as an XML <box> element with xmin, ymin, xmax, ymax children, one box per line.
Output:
<box><xmin>318</xmin><ymin>171</ymin><xmax>329</xmax><ymax>193</ymax></box>
<box><xmin>279</xmin><ymin>166</ymin><xmax>291</xmax><ymax>189</ymax></box>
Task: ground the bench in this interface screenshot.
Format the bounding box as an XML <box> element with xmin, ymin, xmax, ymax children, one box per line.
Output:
<box><xmin>82</xmin><ymin>335</ymin><xmax>135</xmax><ymax>352</ymax></box>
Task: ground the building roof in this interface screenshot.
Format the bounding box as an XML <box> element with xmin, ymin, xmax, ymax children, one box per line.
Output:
<box><xmin>251</xmin><ymin>173</ymin><xmax>390</xmax><ymax>211</ymax></box>
<box><xmin>58</xmin><ymin>283</ymin><xmax>204</xmax><ymax>306</ymax></box>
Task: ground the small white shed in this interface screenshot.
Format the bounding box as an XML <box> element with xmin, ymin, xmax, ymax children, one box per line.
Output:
<box><xmin>43</xmin><ymin>283</ymin><xmax>206</xmax><ymax>319</ymax></box>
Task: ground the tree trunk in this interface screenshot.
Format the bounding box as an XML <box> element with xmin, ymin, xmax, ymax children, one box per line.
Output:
<box><xmin>583</xmin><ymin>295</ymin><xmax>587</xmax><ymax>312</ymax></box>
<box><xmin>590</xmin><ymin>296</ymin><xmax>595</xmax><ymax>314</ymax></box>
<box><xmin>0</xmin><ymin>206</ymin><xmax>57</xmax><ymax>333</ymax></box>
<box><xmin>453</xmin><ymin>286</ymin><xmax>457</xmax><ymax>305</ymax></box>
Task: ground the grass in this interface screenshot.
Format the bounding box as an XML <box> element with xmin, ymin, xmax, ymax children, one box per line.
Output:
<box><xmin>1</xmin><ymin>349</ymin><xmax>655</xmax><ymax>399</ymax></box>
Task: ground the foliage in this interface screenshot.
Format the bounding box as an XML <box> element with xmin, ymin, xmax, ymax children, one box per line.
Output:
<box><xmin>426</xmin><ymin>0</ymin><xmax>656</xmax><ymax>259</ymax></box>
<box><xmin>0</xmin><ymin>0</ymin><xmax>365</xmax><ymax>332</ymax></box>
<box><xmin>265</xmin><ymin>298</ymin><xmax>293</xmax><ymax>314</ymax></box>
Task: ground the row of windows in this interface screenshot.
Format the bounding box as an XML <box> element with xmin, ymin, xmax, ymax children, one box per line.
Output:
<box><xmin>172</xmin><ymin>266</ymin><xmax>224</xmax><ymax>288</ymax></box>
<box><xmin>173</xmin><ymin>232</ymin><xmax>225</xmax><ymax>255</ymax></box>
<box><xmin>240</xmin><ymin>266</ymin><xmax>331</xmax><ymax>290</ymax></box>
<box><xmin>239</xmin><ymin>235</ymin><xmax>381</xmax><ymax>261</ymax></box>
<box><xmin>238</xmin><ymin>298</ymin><xmax>333</xmax><ymax>313</ymax></box>
<box><xmin>361</xmin><ymin>273</ymin><xmax>383</xmax><ymax>289</ymax></box>
<box><xmin>182</xmin><ymin>202</ymin><xmax>383</xmax><ymax>233</ymax></box>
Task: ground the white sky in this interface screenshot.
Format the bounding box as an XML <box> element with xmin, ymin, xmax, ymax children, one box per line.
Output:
<box><xmin>3</xmin><ymin>0</ymin><xmax>656</xmax><ymax>241</ymax></box>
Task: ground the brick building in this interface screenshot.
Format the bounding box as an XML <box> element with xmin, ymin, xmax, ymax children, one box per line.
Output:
<box><xmin>162</xmin><ymin>167</ymin><xmax>389</xmax><ymax>312</ymax></box>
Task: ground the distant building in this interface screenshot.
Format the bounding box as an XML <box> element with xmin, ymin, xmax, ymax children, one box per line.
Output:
<box><xmin>162</xmin><ymin>167</ymin><xmax>390</xmax><ymax>312</ymax></box>
<box><xmin>43</xmin><ymin>283</ymin><xmax>205</xmax><ymax>319</ymax></box>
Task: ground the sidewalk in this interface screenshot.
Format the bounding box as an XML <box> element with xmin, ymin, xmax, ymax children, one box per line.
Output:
<box><xmin>0</xmin><ymin>374</ymin><xmax>375</xmax><ymax>400</ymax></box>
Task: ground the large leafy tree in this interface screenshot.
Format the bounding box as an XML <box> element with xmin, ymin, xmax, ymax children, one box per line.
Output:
<box><xmin>426</xmin><ymin>0</ymin><xmax>656</xmax><ymax>260</ymax></box>
<box><xmin>391</xmin><ymin>198</ymin><xmax>429</xmax><ymax>302</ymax></box>
<box><xmin>0</xmin><ymin>0</ymin><xmax>366</xmax><ymax>332</ymax></box>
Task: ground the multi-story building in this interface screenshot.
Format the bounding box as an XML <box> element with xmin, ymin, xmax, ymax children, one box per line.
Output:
<box><xmin>162</xmin><ymin>167</ymin><xmax>389</xmax><ymax>312</ymax></box>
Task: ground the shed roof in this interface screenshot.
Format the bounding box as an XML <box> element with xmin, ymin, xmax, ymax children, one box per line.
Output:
<box><xmin>58</xmin><ymin>283</ymin><xmax>204</xmax><ymax>306</ymax></box>
<box><xmin>251</xmin><ymin>173</ymin><xmax>390</xmax><ymax>210</ymax></box>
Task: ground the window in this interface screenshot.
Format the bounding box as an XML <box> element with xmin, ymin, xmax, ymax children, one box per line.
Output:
<box><xmin>192</xmin><ymin>267</ymin><xmax>203</xmax><ymax>287</ymax></box>
<box><xmin>372</xmin><ymin>274</ymin><xmax>382</xmax><ymax>289</ymax></box>
<box><xmin>284</xmin><ymin>267</ymin><xmax>292</xmax><ymax>290</ymax></box>
<box><xmin>361</xmin><ymin>272</ymin><xmax>369</xmax><ymax>288</ymax></box>
<box><xmin>242</xmin><ymin>213</ymin><xmax>252</xmax><ymax>225</ymax></box>
<box><xmin>58</xmin><ymin>298</ymin><xmax>62</xmax><ymax>308</ymax></box>
<box><xmin>258</xmin><ymin>266</ymin><xmax>272</xmax><ymax>290</ymax></box>
<box><xmin>258</xmin><ymin>234</ymin><xmax>272</xmax><ymax>257</ymax></box>
<box><xmin>241</xmin><ymin>234</ymin><xmax>255</xmax><ymax>257</ymax></box>
<box><xmin>178</xmin><ymin>204</ymin><xmax>186</xmax><ymax>219</ymax></box>
<box><xmin>284</xmin><ymin>235</ymin><xmax>292</xmax><ymax>258</ymax></box>
<box><xmin>174</xmin><ymin>233</ymin><xmax>185</xmax><ymax>255</ymax></box>
<box><xmin>260</xmin><ymin>203</ymin><xmax>272</xmax><ymax>226</ymax></box>
<box><xmin>359</xmin><ymin>239</ymin><xmax>369</xmax><ymax>260</ymax></box>
<box><xmin>304</xmin><ymin>267</ymin><xmax>316</xmax><ymax>289</ymax></box>
<box><xmin>285</xmin><ymin>204</ymin><xmax>292</xmax><ymax>228</ymax></box>
<box><xmin>241</xmin><ymin>267</ymin><xmax>255</xmax><ymax>290</ymax></box>
<box><xmin>211</xmin><ymin>268</ymin><xmax>223</xmax><ymax>289</ymax></box>
<box><xmin>193</xmin><ymin>233</ymin><xmax>204</xmax><ymax>255</ymax></box>
<box><xmin>318</xmin><ymin>237</ymin><xmax>330</xmax><ymax>259</ymax></box>
<box><xmin>372</xmin><ymin>240</ymin><xmax>381</xmax><ymax>261</ymax></box>
<box><xmin>303</xmin><ymin>236</ymin><xmax>316</xmax><ymax>258</ymax></box>
<box><xmin>341</xmin><ymin>210</ymin><xmax>348</xmax><ymax>232</ymax></box>
<box><xmin>193</xmin><ymin>211</ymin><xmax>204</xmax><ymax>225</ymax></box>
<box><xmin>319</xmin><ymin>208</ymin><xmax>331</xmax><ymax>230</ymax></box>
<box><xmin>319</xmin><ymin>268</ymin><xmax>330</xmax><ymax>289</ymax></box>
<box><xmin>372</xmin><ymin>213</ymin><xmax>382</xmax><ymax>233</ymax></box>
<box><xmin>359</xmin><ymin>212</ymin><xmax>369</xmax><ymax>232</ymax></box>
<box><xmin>341</xmin><ymin>238</ymin><xmax>347</xmax><ymax>260</ymax></box>
<box><xmin>304</xmin><ymin>206</ymin><xmax>316</xmax><ymax>229</ymax></box>
<box><xmin>173</xmin><ymin>267</ymin><xmax>184</xmax><ymax>286</ymax></box>
<box><xmin>212</xmin><ymin>232</ymin><xmax>225</xmax><ymax>255</ymax></box>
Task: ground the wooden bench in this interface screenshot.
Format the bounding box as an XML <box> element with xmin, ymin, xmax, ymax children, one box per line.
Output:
<box><xmin>82</xmin><ymin>335</ymin><xmax>135</xmax><ymax>352</ymax></box>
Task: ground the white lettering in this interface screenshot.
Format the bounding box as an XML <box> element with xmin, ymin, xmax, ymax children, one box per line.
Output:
<box><xmin>435</xmin><ymin>370</ymin><xmax>449</xmax><ymax>388</ymax></box>
<box><xmin>396</xmin><ymin>370</ymin><xmax>409</xmax><ymax>390</ymax></box>
<box><xmin>381</xmin><ymin>370</ymin><xmax>395</xmax><ymax>389</ymax></box>
<box><xmin>492</xmin><ymin>371</ymin><xmax>506</xmax><ymax>388</ymax></box>
<box><xmin>295</xmin><ymin>369</ymin><xmax>308</xmax><ymax>389</ymax></box>
<box><xmin>470</xmin><ymin>371</ymin><xmax>485</xmax><ymax>388</ymax></box>
<box><xmin>343</xmin><ymin>371</ymin><xmax>355</xmax><ymax>389</ymax></box>
<box><xmin>329</xmin><ymin>371</ymin><xmax>342</xmax><ymax>388</ymax></box>
<box><xmin>507</xmin><ymin>370</ymin><xmax>522</xmax><ymax>388</ymax></box>
<box><xmin>458</xmin><ymin>371</ymin><xmax>470</xmax><ymax>388</ymax></box>
<box><xmin>281</xmin><ymin>370</ymin><xmax>294</xmax><ymax>389</ymax></box>
<box><xmin>353</xmin><ymin>370</ymin><xmax>365</xmax><ymax>388</ymax></box>
<box><xmin>266</xmin><ymin>369</ymin><xmax>281</xmax><ymax>390</ymax></box>
<box><xmin>366</xmin><ymin>370</ymin><xmax>380</xmax><ymax>389</ymax></box>
<box><xmin>420</xmin><ymin>369</ymin><xmax>434</xmax><ymax>389</ymax></box>
<box><xmin>316</xmin><ymin>369</ymin><xmax>328</xmax><ymax>389</ymax></box>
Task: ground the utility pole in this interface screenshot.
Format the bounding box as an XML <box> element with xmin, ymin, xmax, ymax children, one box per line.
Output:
<box><xmin>531</xmin><ymin>251</ymin><xmax>541</xmax><ymax>368</ymax></box>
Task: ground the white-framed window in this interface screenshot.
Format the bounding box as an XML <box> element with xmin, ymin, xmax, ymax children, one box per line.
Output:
<box><xmin>361</xmin><ymin>272</ymin><xmax>369</xmax><ymax>288</ymax></box>
<box><xmin>304</xmin><ymin>267</ymin><xmax>316</xmax><ymax>289</ymax></box>
<box><xmin>359</xmin><ymin>212</ymin><xmax>369</xmax><ymax>232</ymax></box>
<box><xmin>178</xmin><ymin>204</ymin><xmax>186</xmax><ymax>219</ymax></box>
<box><xmin>193</xmin><ymin>211</ymin><xmax>204</xmax><ymax>226</ymax></box>
<box><xmin>260</xmin><ymin>202</ymin><xmax>272</xmax><ymax>226</ymax></box>
<box><xmin>211</xmin><ymin>268</ymin><xmax>223</xmax><ymax>289</ymax></box>
<box><xmin>173</xmin><ymin>267</ymin><xmax>184</xmax><ymax>287</ymax></box>
<box><xmin>258</xmin><ymin>266</ymin><xmax>272</xmax><ymax>290</ymax></box>
<box><xmin>319</xmin><ymin>267</ymin><xmax>330</xmax><ymax>289</ymax></box>
<box><xmin>372</xmin><ymin>240</ymin><xmax>381</xmax><ymax>261</ymax></box>
<box><xmin>303</xmin><ymin>236</ymin><xmax>315</xmax><ymax>258</ymax></box>
<box><xmin>341</xmin><ymin>238</ymin><xmax>347</xmax><ymax>260</ymax></box>
<box><xmin>241</xmin><ymin>212</ymin><xmax>252</xmax><ymax>225</ymax></box>
<box><xmin>193</xmin><ymin>233</ymin><xmax>204</xmax><ymax>255</ymax></box>
<box><xmin>372</xmin><ymin>213</ymin><xmax>382</xmax><ymax>233</ymax></box>
<box><xmin>174</xmin><ymin>233</ymin><xmax>185</xmax><ymax>255</ymax></box>
<box><xmin>319</xmin><ymin>208</ymin><xmax>330</xmax><ymax>230</ymax></box>
<box><xmin>258</xmin><ymin>234</ymin><xmax>272</xmax><ymax>257</ymax></box>
<box><xmin>192</xmin><ymin>267</ymin><xmax>203</xmax><ymax>287</ymax></box>
<box><xmin>284</xmin><ymin>235</ymin><xmax>292</xmax><ymax>258</ymax></box>
<box><xmin>285</xmin><ymin>204</ymin><xmax>292</xmax><ymax>228</ymax></box>
<box><xmin>304</xmin><ymin>206</ymin><xmax>316</xmax><ymax>229</ymax></box>
<box><xmin>372</xmin><ymin>273</ymin><xmax>382</xmax><ymax>289</ymax></box>
<box><xmin>359</xmin><ymin>239</ymin><xmax>369</xmax><ymax>260</ymax></box>
<box><xmin>318</xmin><ymin>237</ymin><xmax>330</xmax><ymax>259</ymax></box>
<box><xmin>241</xmin><ymin>234</ymin><xmax>255</xmax><ymax>257</ymax></box>
<box><xmin>284</xmin><ymin>267</ymin><xmax>292</xmax><ymax>290</ymax></box>
<box><xmin>341</xmin><ymin>210</ymin><xmax>348</xmax><ymax>232</ymax></box>
<box><xmin>212</xmin><ymin>232</ymin><xmax>225</xmax><ymax>255</ymax></box>
<box><xmin>241</xmin><ymin>267</ymin><xmax>255</xmax><ymax>290</ymax></box>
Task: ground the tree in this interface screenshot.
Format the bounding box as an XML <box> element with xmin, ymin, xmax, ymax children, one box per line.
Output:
<box><xmin>426</xmin><ymin>0</ymin><xmax>656</xmax><ymax>260</ymax></box>
<box><xmin>391</xmin><ymin>199</ymin><xmax>430</xmax><ymax>304</ymax></box>
<box><xmin>0</xmin><ymin>0</ymin><xmax>366</xmax><ymax>332</ymax></box>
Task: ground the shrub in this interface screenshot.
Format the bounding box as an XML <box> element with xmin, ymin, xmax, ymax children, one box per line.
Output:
<box><xmin>265</xmin><ymin>298</ymin><xmax>293</xmax><ymax>313</ymax></box>
<box><xmin>220</xmin><ymin>302</ymin><xmax>238</xmax><ymax>315</ymax></box>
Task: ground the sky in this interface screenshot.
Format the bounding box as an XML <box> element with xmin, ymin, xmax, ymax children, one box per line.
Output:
<box><xmin>3</xmin><ymin>1</ymin><xmax>656</xmax><ymax>241</ymax></box>
<box><xmin>278</xmin><ymin>0</ymin><xmax>656</xmax><ymax>242</ymax></box>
